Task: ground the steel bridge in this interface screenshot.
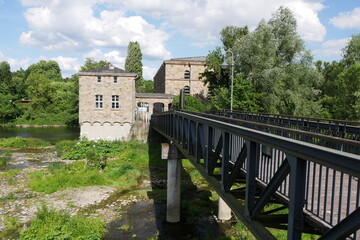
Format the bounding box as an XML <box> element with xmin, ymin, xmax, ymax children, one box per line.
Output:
<box><xmin>151</xmin><ymin>110</ymin><xmax>360</xmax><ymax>240</ymax></box>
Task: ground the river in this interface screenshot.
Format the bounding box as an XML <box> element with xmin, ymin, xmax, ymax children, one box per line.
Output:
<box><xmin>0</xmin><ymin>126</ymin><xmax>80</xmax><ymax>144</ymax></box>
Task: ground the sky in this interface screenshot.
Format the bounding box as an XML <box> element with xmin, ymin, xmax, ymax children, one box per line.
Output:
<box><xmin>0</xmin><ymin>0</ymin><xmax>359</xmax><ymax>79</ymax></box>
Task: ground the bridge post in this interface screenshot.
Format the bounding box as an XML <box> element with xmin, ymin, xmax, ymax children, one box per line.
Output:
<box><xmin>218</xmin><ymin>197</ymin><xmax>232</xmax><ymax>221</ymax></box>
<box><xmin>166</xmin><ymin>144</ymin><xmax>182</xmax><ymax>223</ymax></box>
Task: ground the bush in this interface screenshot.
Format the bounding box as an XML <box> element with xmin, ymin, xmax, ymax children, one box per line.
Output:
<box><xmin>20</xmin><ymin>205</ymin><xmax>106</xmax><ymax>240</ymax></box>
<box><xmin>0</xmin><ymin>137</ymin><xmax>50</xmax><ymax>148</ymax></box>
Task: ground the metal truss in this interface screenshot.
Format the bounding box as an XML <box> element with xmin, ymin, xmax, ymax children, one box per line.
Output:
<box><xmin>151</xmin><ymin>110</ymin><xmax>360</xmax><ymax>240</ymax></box>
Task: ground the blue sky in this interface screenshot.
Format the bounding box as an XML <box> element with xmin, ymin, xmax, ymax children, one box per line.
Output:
<box><xmin>0</xmin><ymin>0</ymin><xmax>359</xmax><ymax>79</ymax></box>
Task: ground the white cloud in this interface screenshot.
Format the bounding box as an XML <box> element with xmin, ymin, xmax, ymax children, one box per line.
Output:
<box><xmin>84</xmin><ymin>49</ymin><xmax>126</xmax><ymax>69</ymax></box>
<box><xmin>330</xmin><ymin>7</ymin><xmax>360</xmax><ymax>30</ymax></box>
<box><xmin>143</xmin><ymin>66</ymin><xmax>158</xmax><ymax>80</ymax></box>
<box><xmin>20</xmin><ymin>0</ymin><xmax>171</xmax><ymax>59</ymax></box>
<box><xmin>51</xmin><ymin>56</ymin><xmax>80</xmax><ymax>72</ymax></box>
<box><xmin>122</xmin><ymin>0</ymin><xmax>327</xmax><ymax>45</ymax></box>
<box><xmin>0</xmin><ymin>51</ymin><xmax>32</xmax><ymax>71</ymax></box>
<box><xmin>313</xmin><ymin>38</ymin><xmax>350</xmax><ymax>59</ymax></box>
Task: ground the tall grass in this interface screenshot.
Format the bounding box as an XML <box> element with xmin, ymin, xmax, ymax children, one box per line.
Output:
<box><xmin>28</xmin><ymin>140</ymin><xmax>150</xmax><ymax>193</ymax></box>
<box><xmin>0</xmin><ymin>137</ymin><xmax>50</xmax><ymax>148</ymax></box>
<box><xmin>20</xmin><ymin>205</ymin><xmax>106</xmax><ymax>240</ymax></box>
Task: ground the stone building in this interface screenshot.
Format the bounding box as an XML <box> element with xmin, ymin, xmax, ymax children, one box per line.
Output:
<box><xmin>78</xmin><ymin>65</ymin><xmax>137</xmax><ymax>140</ymax></box>
<box><xmin>153</xmin><ymin>56</ymin><xmax>208</xmax><ymax>96</ymax></box>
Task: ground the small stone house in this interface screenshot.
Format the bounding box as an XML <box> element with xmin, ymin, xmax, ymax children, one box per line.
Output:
<box><xmin>78</xmin><ymin>65</ymin><xmax>137</xmax><ymax>141</ymax></box>
<box><xmin>153</xmin><ymin>56</ymin><xmax>208</xmax><ymax>96</ymax></box>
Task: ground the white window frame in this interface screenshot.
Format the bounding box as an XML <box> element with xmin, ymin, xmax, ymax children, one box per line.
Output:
<box><xmin>184</xmin><ymin>70</ymin><xmax>190</xmax><ymax>79</ymax></box>
<box><xmin>112</xmin><ymin>95</ymin><xmax>119</xmax><ymax>109</ymax></box>
<box><xmin>95</xmin><ymin>95</ymin><xmax>103</xmax><ymax>109</ymax></box>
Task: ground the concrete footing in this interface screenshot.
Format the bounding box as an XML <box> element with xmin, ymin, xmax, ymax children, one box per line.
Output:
<box><xmin>218</xmin><ymin>197</ymin><xmax>232</xmax><ymax>221</ymax></box>
<box><xmin>166</xmin><ymin>144</ymin><xmax>181</xmax><ymax>223</ymax></box>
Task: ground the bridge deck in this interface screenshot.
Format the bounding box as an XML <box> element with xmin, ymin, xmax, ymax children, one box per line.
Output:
<box><xmin>151</xmin><ymin>110</ymin><xmax>360</xmax><ymax>240</ymax></box>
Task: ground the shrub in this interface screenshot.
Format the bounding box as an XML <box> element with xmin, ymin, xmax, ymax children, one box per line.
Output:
<box><xmin>0</xmin><ymin>137</ymin><xmax>50</xmax><ymax>148</ymax></box>
<box><xmin>20</xmin><ymin>205</ymin><xmax>106</xmax><ymax>240</ymax></box>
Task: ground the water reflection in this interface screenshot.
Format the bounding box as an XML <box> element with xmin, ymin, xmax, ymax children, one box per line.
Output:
<box><xmin>0</xmin><ymin>127</ymin><xmax>80</xmax><ymax>144</ymax></box>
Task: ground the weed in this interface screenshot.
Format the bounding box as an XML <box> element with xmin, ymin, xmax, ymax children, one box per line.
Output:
<box><xmin>119</xmin><ymin>224</ymin><xmax>133</xmax><ymax>231</ymax></box>
<box><xmin>20</xmin><ymin>205</ymin><xmax>106</xmax><ymax>240</ymax></box>
<box><xmin>0</xmin><ymin>156</ymin><xmax>8</xmax><ymax>165</ymax></box>
<box><xmin>0</xmin><ymin>169</ymin><xmax>20</xmax><ymax>179</ymax></box>
<box><xmin>0</xmin><ymin>137</ymin><xmax>50</xmax><ymax>148</ymax></box>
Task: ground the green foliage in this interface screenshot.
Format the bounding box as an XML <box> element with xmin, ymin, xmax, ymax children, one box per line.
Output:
<box><xmin>29</xmin><ymin>140</ymin><xmax>149</xmax><ymax>193</ymax></box>
<box><xmin>172</xmin><ymin>94</ymin><xmax>208</xmax><ymax>111</ymax></box>
<box><xmin>0</xmin><ymin>156</ymin><xmax>9</xmax><ymax>165</ymax></box>
<box><xmin>143</xmin><ymin>80</ymin><xmax>154</xmax><ymax>93</ymax></box>
<box><xmin>125</xmin><ymin>41</ymin><xmax>145</xmax><ymax>92</ymax></box>
<box><xmin>79</xmin><ymin>58</ymin><xmax>111</xmax><ymax>72</ymax></box>
<box><xmin>20</xmin><ymin>205</ymin><xmax>106</xmax><ymax>240</ymax></box>
<box><xmin>25</xmin><ymin>60</ymin><xmax>62</xmax><ymax>81</ymax></box>
<box><xmin>0</xmin><ymin>137</ymin><xmax>50</xmax><ymax>148</ymax></box>
<box><xmin>342</xmin><ymin>34</ymin><xmax>360</xmax><ymax>67</ymax></box>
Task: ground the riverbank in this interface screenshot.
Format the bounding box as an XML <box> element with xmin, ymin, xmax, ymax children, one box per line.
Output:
<box><xmin>0</xmin><ymin>138</ymin><xmax>248</xmax><ymax>239</ymax></box>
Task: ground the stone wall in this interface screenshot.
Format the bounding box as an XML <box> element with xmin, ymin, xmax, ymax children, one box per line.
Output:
<box><xmin>153</xmin><ymin>59</ymin><xmax>208</xmax><ymax>96</ymax></box>
<box><xmin>79</xmin><ymin>73</ymin><xmax>136</xmax><ymax>140</ymax></box>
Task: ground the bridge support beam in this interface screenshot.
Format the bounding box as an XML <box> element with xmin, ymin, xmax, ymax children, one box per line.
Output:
<box><xmin>166</xmin><ymin>144</ymin><xmax>182</xmax><ymax>223</ymax></box>
<box><xmin>218</xmin><ymin>197</ymin><xmax>232</xmax><ymax>221</ymax></box>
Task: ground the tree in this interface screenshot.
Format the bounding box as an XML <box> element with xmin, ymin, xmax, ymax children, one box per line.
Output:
<box><xmin>220</xmin><ymin>26</ymin><xmax>249</xmax><ymax>51</ymax></box>
<box><xmin>143</xmin><ymin>80</ymin><xmax>154</xmax><ymax>93</ymax></box>
<box><xmin>0</xmin><ymin>61</ymin><xmax>12</xmax><ymax>94</ymax></box>
<box><xmin>25</xmin><ymin>60</ymin><xmax>62</xmax><ymax>82</ymax></box>
<box><xmin>125</xmin><ymin>41</ymin><xmax>145</xmax><ymax>92</ymax></box>
<box><xmin>342</xmin><ymin>34</ymin><xmax>360</xmax><ymax>67</ymax></box>
<box><xmin>79</xmin><ymin>58</ymin><xmax>111</xmax><ymax>72</ymax></box>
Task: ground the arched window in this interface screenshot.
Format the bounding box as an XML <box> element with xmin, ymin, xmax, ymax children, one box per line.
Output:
<box><xmin>183</xmin><ymin>85</ymin><xmax>190</xmax><ymax>95</ymax></box>
<box><xmin>184</xmin><ymin>70</ymin><xmax>190</xmax><ymax>79</ymax></box>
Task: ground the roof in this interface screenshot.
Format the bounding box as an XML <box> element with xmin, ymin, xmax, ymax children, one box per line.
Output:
<box><xmin>135</xmin><ymin>93</ymin><xmax>175</xmax><ymax>99</ymax></box>
<box><xmin>78</xmin><ymin>65</ymin><xmax>137</xmax><ymax>77</ymax></box>
<box><xmin>169</xmin><ymin>56</ymin><xmax>207</xmax><ymax>62</ymax></box>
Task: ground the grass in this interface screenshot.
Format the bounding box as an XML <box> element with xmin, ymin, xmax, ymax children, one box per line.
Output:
<box><xmin>118</xmin><ymin>224</ymin><xmax>133</xmax><ymax>231</ymax></box>
<box><xmin>28</xmin><ymin>140</ymin><xmax>151</xmax><ymax>194</ymax></box>
<box><xmin>0</xmin><ymin>137</ymin><xmax>50</xmax><ymax>148</ymax></box>
<box><xmin>19</xmin><ymin>205</ymin><xmax>106</xmax><ymax>240</ymax></box>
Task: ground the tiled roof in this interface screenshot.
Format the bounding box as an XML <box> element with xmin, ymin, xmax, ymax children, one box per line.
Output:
<box><xmin>78</xmin><ymin>65</ymin><xmax>137</xmax><ymax>76</ymax></box>
<box><xmin>85</xmin><ymin>65</ymin><xmax>128</xmax><ymax>73</ymax></box>
<box><xmin>169</xmin><ymin>56</ymin><xmax>207</xmax><ymax>62</ymax></box>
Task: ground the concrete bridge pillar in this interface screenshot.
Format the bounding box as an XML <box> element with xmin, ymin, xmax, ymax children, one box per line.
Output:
<box><xmin>165</xmin><ymin>144</ymin><xmax>182</xmax><ymax>223</ymax></box>
<box><xmin>218</xmin><ymin>197</ymin><xmax>232</xmax><ymax>221</ymax></box>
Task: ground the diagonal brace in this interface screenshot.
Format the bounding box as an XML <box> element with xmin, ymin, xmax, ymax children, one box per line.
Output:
<box><xmin>250</xmin><ymin>159</ymin><xmax>290</xmax><ymax>217</ymax></box>
<box><xmin>224</xmin><ymin>144</ymin><xmax>247</xmax><ymax>191</ymax></box>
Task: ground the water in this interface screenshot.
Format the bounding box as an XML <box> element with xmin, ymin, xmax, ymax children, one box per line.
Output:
<box><xmin>0</xmin><ymin>126</ymin><xmax>80</xmax><ymax>144</ymax></box>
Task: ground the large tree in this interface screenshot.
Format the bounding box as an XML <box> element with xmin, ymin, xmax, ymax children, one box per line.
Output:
<box><xmin>125</xmin><ymin>41</ymin><xmax>145</xmax><ymax>93</ymax></box>
<box><xmin>79</xmin><ymin>58</ymin><xmax>111</xmax><ymax>72</ymax></box>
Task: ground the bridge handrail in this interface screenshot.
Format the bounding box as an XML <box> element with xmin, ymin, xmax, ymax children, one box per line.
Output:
<box><xmin>151</xmin><ymin>110</ymin><xmax>360</xmax><ymax>239</ymax></box>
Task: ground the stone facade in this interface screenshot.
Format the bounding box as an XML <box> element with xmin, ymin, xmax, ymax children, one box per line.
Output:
<box><xmin>154</xmin><ymin>57</ymin><xmax>208</xmax><ymax>96</ymax></box>
<box><xmin>78</xmin><ymin>66</ymin><xmax>136</xmax><ymax>140</ymax></box>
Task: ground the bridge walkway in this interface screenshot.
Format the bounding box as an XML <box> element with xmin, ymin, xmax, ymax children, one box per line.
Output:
<box><xmin>151</xmin><ymin>110</ymin><xmax>360</xmax><ymax>240</ymax></box>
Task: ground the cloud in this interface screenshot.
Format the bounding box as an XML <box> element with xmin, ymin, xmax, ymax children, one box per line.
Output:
<box><xmin>143</xmin><ymin>66</ymin><xmax>158</xmax><ymax>80</ymax></box>
<box><xmin>122</xmin><ymin>0</ymin><xmax>327</xmax><ymax>45</ymax></box>
<box><xmin>313</xmin><ymin>38</ymin><xmax>350</xmax><ymax>59</ymax></box>
<box><xmin>330</xmin><ymin>7</ymin><xmax>360</xmax><ymax>30</ymax></box>
<box><xmin>19</xmin><ymin>0</ymin><xmax>171</xmax><ymax>60</ymax></box>
<box><xmin>0</xmin><ymin>51</ymin><xmax>32</xmax><ymax>71</ymax></box>
<box><xmin>84</xmin><ymin>49</ymin><xmax>126</xmax><ymax>69</ymax></box>
<box><xmin>51</xmin><ymin>56</ymin><xmax>81</xmax><ymax>72</ymax></box>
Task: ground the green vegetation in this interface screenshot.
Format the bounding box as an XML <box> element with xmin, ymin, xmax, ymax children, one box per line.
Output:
<box><xmin>201</xmin><ymin>6</ymin><xmax>360</xmax><ymax>121</ymax></box>
<box><xmin>19</xmin><ymin>205</ymin><xmax>106</xmax><ymax>240</ymax></box>
<box><xmin>119</xmin><ymin>224</ymin><xmax>133</xmax><ymax>231</ymax></box>
<box><xmin>0</xmin><ymin>137</ymin><xmax>50</xmax><ymax>148</ymax></box>
<box><xmin>28</xmin><ymin>140</ymin><xmax>150</xmax><ymax>193</ymax></box>
<box><xmin>125</xmin><ymin>41</ymin><xmax>145</xmax><ymax>92</ymax></box>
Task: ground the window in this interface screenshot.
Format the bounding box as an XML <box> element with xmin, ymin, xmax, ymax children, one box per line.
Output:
<box><xmin>113</xmin><ymin>77</ymin><xmax>118</xmax><ymax>83</ymax></box>
<box><xmin>184</xmin><ymin>70</ymin><xmax>190</xmax><ymax>79</ymax></box>
<box><xmin>97</xmin><ymin>76</ymin><xmax>101</xmax><ymax>82</ymax></box>
<box><xmin>112</xmin><ymin>95</ymin><xmax>119</xmax><ymax>109</ymax></box>
<box><xmin>95</xmin><ymin>95</ymin><xmax>103</xmax><ymax>109</ymax></box>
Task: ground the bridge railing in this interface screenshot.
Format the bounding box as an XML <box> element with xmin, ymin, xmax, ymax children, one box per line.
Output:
<box><xmin>181</xmin><ymin>110</ymin><xmax>360</xmax><ymax>155</ymax></box>
<box><xmin>151</xmin><ymin>110</ymin><xmax>360</xmax><ymax>240</ymax></box>
<box><xmin>211</xmin><ymin>110</ymin><xmax>360</xmax><ymax>141</ymax></box>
